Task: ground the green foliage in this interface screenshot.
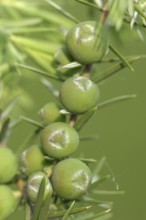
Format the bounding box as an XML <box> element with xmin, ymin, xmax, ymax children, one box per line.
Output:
<box><xmin>0</xmin><ymin>185</ymin><xmax>20</xmax><ymax>220</ymax></box>
<box><xmin>0</xmin><ymin>147</ymin><xmax>18</xmax><ymax>183</ymax></box>
<box><xmin>0</xmin><ymin>0</ymin><xmax>145</xmax><ymax>220</ymax></box>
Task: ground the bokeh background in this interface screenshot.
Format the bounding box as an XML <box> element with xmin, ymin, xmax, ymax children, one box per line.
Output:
<box><xmin>5</xmin><ymin>1</ymin><xmax>146</xmax><ymax>220</ymax></box>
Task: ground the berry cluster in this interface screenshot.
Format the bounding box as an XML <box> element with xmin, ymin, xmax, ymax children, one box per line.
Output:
<box><xmin>20</xmin><ymin>76</ymin><xmax>98</xmax><ymax>202</ymax></box>
<box><xmin>0</xmin><ymin>148</ymin><xmax>19</xmax><ymax>220</ymax></box>
<box><xmin>0</xmin><ymin>21</ymin><xmax>108</xmax><ymax>219</ymax></box>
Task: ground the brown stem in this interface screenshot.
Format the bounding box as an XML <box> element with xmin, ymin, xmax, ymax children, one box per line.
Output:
<box><xmin>69</xmin><ymin>114</ymin><xmax>78</xmax><ymax>127</ymax></box>
<box><xmin>82</xmin><ymin>64</ymin><xmax>92</xmax><ymax>78</ymax></box>
<box><xmin>99</xmin><ymin>0</ymin><xmax>109</xmax><ymax>25</ymax></box>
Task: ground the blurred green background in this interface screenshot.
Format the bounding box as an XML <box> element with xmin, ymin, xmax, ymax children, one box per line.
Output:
<box><xmin>4</xmin><ymin>1</ymin><xmax>146</xmax><ymax>220</ymax></box>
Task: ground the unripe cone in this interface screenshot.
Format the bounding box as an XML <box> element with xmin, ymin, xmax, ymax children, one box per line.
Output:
<box><xmin>20</xmin><ymin>145</ymin><xmax>46</xmax><ymax>176</ymax></box>
<box><xmin>51</xmin><ymin>158</ymin><xmax>92</xmax><ymax>200</ymax></box>
<box><xmin>41</xmin><ymin>122</ymin><xmax>79</xmax><ymax>159</ymax></box>
<box><xmin>60</xmin><ymin>76</ymin><xmax>100</xmax><ymax>114</ymax></box>
<box><xmin>0</xmin><ymin>147</ymin><xmax>18</xmax><ymax>183</ymax></box>
<box><xmin>66</xmin><ymin>21</ymin><xmax>109</xmax><ymax>64</ymax></box>
<box><xmin>0</xmin><ymin>185</ymin><xmax>19</xmax><ymax>220</ymax></box>
<box><xmin>26</xmin><ymin>172</ymin><xmax>53</xmax><ymax>203</ymax></box>
<box><xmin>40</xmin><ymin>102</ymin><xmax>65</xmax><ymax>125</ymax></box>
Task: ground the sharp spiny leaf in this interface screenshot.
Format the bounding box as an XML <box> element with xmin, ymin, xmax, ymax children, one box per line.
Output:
<box><xmin>91</xmin><ymin>175</ymin><xmax>111</xmax><ymax>187</ymax></box>
<box><xmin>109</xmin><ymin>44</ymin><xmax>134</xmax><ymax>71</ymax></box>
<box><xmin>134</xmin><ymin>4</ymin><xmax>146</xmax><ymax>20</ymax></box>
<box><xmin>48</xmin><ymin>206</ymin><xmax>92</xmax><ymax>218</ymax></box>
<box><xmin>74</xmin><ymin>107</ymin><xmax>97</xmax><ymax>132</ymax></box>
<box><xmin>77</xmin><ymin>158</ymin><xmax>97</xmax><ymax>163</ymax></box>
<box><xmin>75</xmin><ymin>0</ymin><xmax>103</xmax><ymax>11</ymax></box>
<box><xmin>92</xmin><ymin>55</ymin><xmax>143</xmax><ymax>83</ymax></box>
<box><xmin>20</xmin><ymin>116</ymin><xmax>44</xmax><ymax>128</ymax></box>
<box><xmin>0</xmin><ymin>118</ymin><xmax>10</xmax><ymax>142</ymax></box>
<box><xmin>95</xmin><ymin>212</ymin><xmax>113</xmax><ymax>220</ymax></box>
<box><xmin>92</xmin><ymin>157</ymin><xmax>106</xmax><ymax>180</ymax></box>
<box><xmin>9</xmin><ymin>118</ymin><xmax>21</xmax><ymax>129</ymax></box>
<box><xmin>80</xmin><ymin>135</ymin><xmax>98</xmax><ymax>142</ymax></box>
<box><xmin>92</xmin><ymin>190</ymin><xmax>125</xmax><ymax>195</ymax></box>
<box><xmin>41</xmin><ymin>78</ymin><xmax>59</xmax><ymax>98</ymax></box>
<box><xmin>82</xmin><ymin>197</ymin><xmax>113</xmax><ymax>208</ymax></box>
<box><xmin>1</xmin><ymin>98</ymin><xmax>18</xmax><ymax>119</ymax></box>
<box><xmin>32</xmin><ymin>177</ymin><xmax>46</xmax><ymax>220</ymax></box>
<box><xmin>85</xmin><ymin>209</ymin><xmax>112</xmax><ymax>220</ymax></box>
<box><xmin>98</xmin><ymin>94</ymin><xmax>137</xmax><ymax>110</ymax></box>
<box><xmin>16</xmin><ymin>64</ymin><xmax>61</xmax><ymax>81</ymax></box>
<box><xmin>44</xmin><ymin>0</ymin><xmax>79</xmax><ymax>23</ymax></box>
<box><xmin>38</xmin><ymin>193</ymin><xmax>52</xmax><ymax>220</ymax></box>
<box><xmin>62</xmin><ymin>201</ymin><xmax>75</xmax><ymax>220</ymax></box>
